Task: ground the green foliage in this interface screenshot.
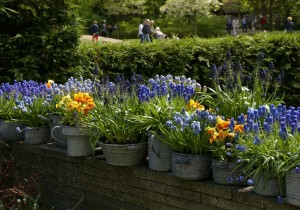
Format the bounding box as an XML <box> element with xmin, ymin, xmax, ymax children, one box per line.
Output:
<box><xmin>128</xmin><ymin>95</ymin><xmax>187</xmax><ymax>133</ymax></box>
<box><xmin>203</xmin><ymin>53</ymin><xmax>284</xmax><ymax>119</ymax></box>
<box><xmin>158</xmin><ymin>108</ymin><xmax>217</xmax><ymax>154</ymax></box>
<box><xmin>235</xmin><ymin>105</ymin><xmax>300</xmax><ymax>195</ymax></box>
<box><xmin>80</xmin><ymin>82</ymin><xmax>146</xmax><ymax>145</ymax></box>
<box><xmin>78</xmin><ymin>32</ymin><xmax>300</xmax><ymax>106</ymax></box>
<box><xmin>17</xmin><ymin>97</ymin><xmax>51</xmax><ymax>127</ymax></box>
<box><xmin>0</xmin><ymin>0</ymin><xmax>83</xmax><ymax>83</ymax></box>
<box><xmin>0</xmin><ymin>96</ymin><xmax>22</xmax><ymax>120</ymax></box>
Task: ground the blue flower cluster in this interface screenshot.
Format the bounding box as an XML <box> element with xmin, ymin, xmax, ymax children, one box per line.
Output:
<box><xmin>165</xmin><ymin>108</ymin><xmax>217</xmax><ymax>136</ymax></box>
<box><xmin>238</xmin><ymin>104</ymin><xmax>300</xmax><ymax>144</ymax></box>
<box><xmin>137</xmin><ymin>74</ymin><xmax>205</xmax><ymax>102</ymax></box>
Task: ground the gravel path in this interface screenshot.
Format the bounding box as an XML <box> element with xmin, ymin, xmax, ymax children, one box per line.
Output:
<box><xmin>80</xmin><ymin>35</ymin><xmax>122</xmax><ymax>43</ymax></box>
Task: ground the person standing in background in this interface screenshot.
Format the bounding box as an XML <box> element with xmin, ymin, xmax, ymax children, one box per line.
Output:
<box><xmin>226</xmin><ymin>16</ymin><xmax>232</xmax><ymax>35</ymax></box>
<box><xmin>259</xmin><ymin>15</ymin><xmax>267</xmax><ymax>29</ymax></box>
<box><xmin>285</xmin><ymin>16</ymin><xmax>294</xmax><ymax>32</ymax></box>
<box><xmin>242</xmin><ymin>15</ymin><xmax>248</xmax><ymax>33</ymax></box>
<box><xmin>232</xmin><ymin>16</ymin><xmax>239</xmax><ymax>36</ymax></box>
<box><xmin>100</xmin><ymin>20</ymin><xmax>108</xmax><ymax>37</ymax></box>
<box><xmin>138</xmin><ymin>20</ymin><xmax>145</xmax><ymax>43</ymax></box>
<box><xmin>89</xmin><ymin>20</ymin><xmax>99</xmax><ymax>42</ymax></box>
<box><xmin>149</xmin><ymin>20</ymin><xmax>155</xmax><ymax>42</ymax></box>
<box><xmin>142</xmin><ymin>19</ymin><xmax>151</xmax><ymax>42</ymax></box>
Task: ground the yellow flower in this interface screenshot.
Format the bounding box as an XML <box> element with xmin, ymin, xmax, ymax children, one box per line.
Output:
<box><xmin>209</xmin><ymin>134</ymin><xmax>218</xmax><ymax>144</ymax></box>
<box><xmin>216</xmin><ymin>118</ymin><xmax>229</xmax><ymax>131</ymax></box>
<box><xmin>67</xmin><ymin>101</ymin><xmax>80</xmax><ymax>111</ymax></box>
<box><xmin>217</xmin><ymin>130</ymin><xmax>228</xmax><ymax>141</ymax></box>
<box><xmin>74</xmin><ymin>92</ymin><xmax>94</xmax><ymax>103</ymax></box>
<box><xmin>186</xmin><ymin>99</ymin><xmax>205</xmax><ymax>111</ymax></box>
<box><xmin>55</xmin><ymin>92</ymin><xmax>96</xmax><ymax>125</ymax></box>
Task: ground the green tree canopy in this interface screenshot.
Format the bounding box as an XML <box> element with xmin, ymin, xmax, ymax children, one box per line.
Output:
<box><xmin>160</xmin><ymin>0</ymin><xmax>222</xmax><ymax>34</ymax></box>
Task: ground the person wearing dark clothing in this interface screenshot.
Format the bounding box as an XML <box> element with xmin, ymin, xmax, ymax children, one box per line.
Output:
<box><xmin>107</xmin><ymin>24</ymin><xmax>114</xmax><ymax>37</ymax></box>
<box><xmin>100</xmin><ymin>20</ymin><xmax>108</xmax><ymax>37</ymax></box>
<box><xmin>285</xmin><ymin>16</ymin><xmax>294</xmax><ymax>32</ymax></box>
<box><xmin>89</xmin><ymin>20</ymin><xmax>99</xmax><ymax>42</ymax></box>
<box><xmin>226</xmin><ymin>16</ymin><xmax>232</xmax><ymax>35</ymax></box>
<box><xmin>242</xmin><ymin>15</ymin><xmax>248</xmax><ymax>33</ymax></box>
<box><xmin>142</xmin><ymin>19</ymin><xmax>151</xmax><ymax>42</ymax></box>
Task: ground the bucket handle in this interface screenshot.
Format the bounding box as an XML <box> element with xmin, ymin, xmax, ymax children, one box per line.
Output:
<box><xmin>37</xmin><ymin>115</ymin><xmax>51</xmax><ymax>122</ymax></box>
<box><xmin>150</xmin><ymin>139</ymin><xmax>160</xmax><ymax>158</ymax></box>
<box><xmin>51</xmin><ymin>125</ymin><xmax>67</xmax><ymax>146</ymax></box>
<box><xmin>127</xmin><ymin>144</ymin><xmax>146</xmax><ymax>151</ymax></box>
<box><xmin>25</xmin><ymin>126</ymin><xmax>39</xmax><ymax>131</ymax></box>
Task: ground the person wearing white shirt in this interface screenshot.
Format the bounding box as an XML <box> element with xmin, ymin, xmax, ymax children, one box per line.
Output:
<box><xmin>138</xmin><ymin>20</ymin><xmax>145</xmax><ymax>43</ymax></box>
<box><xmin>232</xmin><ymin>16</ymin><xmax>239</xmax><ymax>36</ymax></box>
<box><xmin>154</xmin><ymin>27</ymin><xmax>166</xmax><ymax>39</ymax></box>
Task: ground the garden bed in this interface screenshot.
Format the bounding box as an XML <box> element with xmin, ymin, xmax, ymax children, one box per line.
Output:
<box><xmin>4</xmin><ymin>140</ymin><xmax>299</xmax><ymax>210</ymax></box>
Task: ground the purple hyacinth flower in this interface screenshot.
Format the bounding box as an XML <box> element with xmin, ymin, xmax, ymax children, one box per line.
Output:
<box><xmin>247</xmin><ymin>179</ymin><xmax>254</xmax><ymax>186</ymax></box>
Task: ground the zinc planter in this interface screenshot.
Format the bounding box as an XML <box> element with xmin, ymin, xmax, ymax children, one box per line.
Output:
<box><xmin>62</xmin><ymin>126</ymin><xmax>93</xmax><ymax>157</ymax></box>
<box><xmin>172</xmin><ymin>152</ymin><xmax>211</xmax><ymax>180</ymax></box>
<box><xmin>0</xmin><ymin>120</ymin><xmax>25</xmax><ymax>141</ymax></box>
<box><xmin>24</xmin><ymin>126</ymin><xmax>50</xmax><ymax>145</ymax></box>
<box><xmin>50</xmin><ymin>115</ymin><xmax>67</xmax><ymax>148</ymax></box>
<box><xmin>100</xmin><ymin>142</ymin><xmax>148</xmax><ymax>166</ymax></box>
<box><xmin>253</xmin><ymin>175</ymin><xmax>285</xmax><ymax>196</ymax></box>
<box><xmin>211</xmin><ymin>160</ymin><xmax>245</xmax><ymax>185</ymax></box>
<box><xmin>148</xmin><ymin>131</ymin><xmax>172</xmax><ymax>171</ymax></box>
<box><xmin>286</xmin><ymin>169</ymin><xmax>300</xmax><ymax>207</ymax></box>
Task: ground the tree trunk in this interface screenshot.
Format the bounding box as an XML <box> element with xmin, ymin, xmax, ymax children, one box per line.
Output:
<box><xmin>269</xmin><ymin>0</ymin><xmax>274</xmax><ymax>31</ymax></box>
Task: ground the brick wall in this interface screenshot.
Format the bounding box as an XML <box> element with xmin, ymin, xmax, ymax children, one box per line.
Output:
<box><xmin>4</xmin><ymin>141</ymin><xmax>299</xmax><ymax>210</ymax></box>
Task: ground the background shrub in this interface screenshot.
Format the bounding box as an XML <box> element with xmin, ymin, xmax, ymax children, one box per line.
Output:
<box><xmin>0</xmin><ymin>0</ymin><xmax>83</xmax><ymax>82</ymax></box>
<box><xmin>79</xmin><ymin>32</ymin><xmax>300</xmax><ymax>106</ymax></box>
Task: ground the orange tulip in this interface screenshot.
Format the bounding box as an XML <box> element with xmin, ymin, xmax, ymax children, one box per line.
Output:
<box><xmin>234</xmin><ymin>124</ymin><xmax>244</xmax><ymax>133</ymax></box>
<box><xmin>207</xmin><ymin>127</ymin><xmax>216</xmax><ymax>135</ymax></box>
<box><xmin>216</xmin><ymin>119</ymin><xmax>229</xmax><ymax>131</ymax></box>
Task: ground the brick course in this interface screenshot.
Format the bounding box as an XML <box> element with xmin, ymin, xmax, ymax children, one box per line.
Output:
<box><xmin>3</xmin><ymin>141</ymin><xmax>299</xmax><ymax>210</ymax></box>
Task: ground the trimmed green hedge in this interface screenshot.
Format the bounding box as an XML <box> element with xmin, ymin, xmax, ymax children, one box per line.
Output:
<box><xmin>0</xmin><ymin>0</ymin><xmax>82</xmax><ymax>83</ymax></box>
<box><xmin>79</xmin><ymin>32</ymin><xmax>300</xmax><ymax>106</ymax></box>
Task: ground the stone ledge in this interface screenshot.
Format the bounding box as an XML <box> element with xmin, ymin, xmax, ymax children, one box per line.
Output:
<box><xmin>3</xmin><ymin>140</ymin><xmax>299</xmax><ymax>210</ymax></box>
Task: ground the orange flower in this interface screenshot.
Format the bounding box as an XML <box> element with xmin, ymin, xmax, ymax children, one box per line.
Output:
<box><xmin>234</xmin><ymin>124</ymin><xmax>244</xmax><ymax>133</ymax></box>
<box><xmin>216</xmin><ymin>118</ymin><xmax>229</xmax><ymax>131</ymax></box>
<box><xmin>207</xmin><ymin>127</ymin><xmax>216</xmax><ymax>135</ymax></box>
<box><xmin>45</xmin><ymin>80</ymin><xmax>54</xmax><ymax>89</ymax></box>
<box><xmin>46</xmin><ymin>82</ymin><xmax>51</xmax><ymax>89</ymax></box>
<box><xmin>209</xmin><ymin>133</ymin><xmax>218</xmax><ymax>143</ymax></box>
<box><xmin>83</xmin><ymin>101</ymin><xmax>96</xmax><ymax>114</ymax></box>
<box><xmin>217</xmin><ymin>130</ymin><xmax>228</xmax><ymax>141</ymax></box>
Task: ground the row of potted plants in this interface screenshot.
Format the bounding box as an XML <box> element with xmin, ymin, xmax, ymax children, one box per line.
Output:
<box><xmin>0</xmin><ymin>54</ymin><xmax>299</xmax><ymax>207</ymax></box>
